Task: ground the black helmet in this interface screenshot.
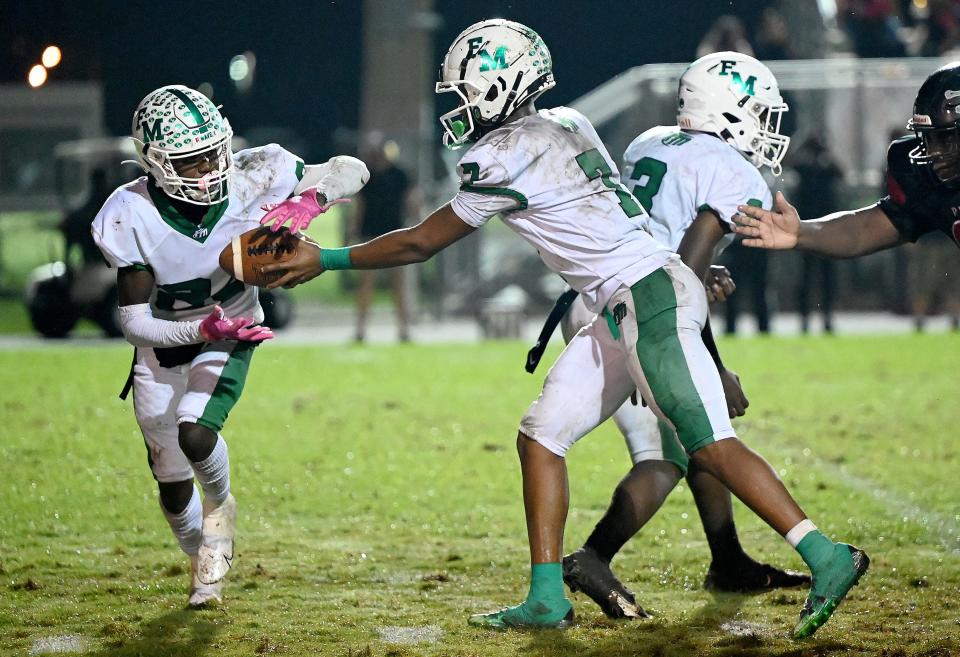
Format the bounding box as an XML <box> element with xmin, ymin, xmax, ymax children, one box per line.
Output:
<box><xmin>908</xmin><ymin>61</ymin><xmax>960</xmax><ymax>187</ymax></box>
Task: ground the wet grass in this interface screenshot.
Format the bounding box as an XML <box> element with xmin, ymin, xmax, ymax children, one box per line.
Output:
<box><xmin>1</xmin><ymin>334</ymin><xmax>958</xmax><ymax>656</ymax></box>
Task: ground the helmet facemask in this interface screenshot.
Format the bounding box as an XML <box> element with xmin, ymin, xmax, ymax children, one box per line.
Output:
<box><xmin>745</xmin><ymin>99</ymin><xmax>790</xmax><ymax>174</ymax></box>
<box><xmin>146</xmin><ymin>138</ymin><xmax>233</xmax><ymax>205</ymax></box>
<box><xmin>436</xmin><ymin>80</ymin><xmax>485</xmax><ymax>148</ymax></box>
<box><xmin>909</xmin><ymin>124</ymin><xmax>960</xmax><ymax>187</ymax></box>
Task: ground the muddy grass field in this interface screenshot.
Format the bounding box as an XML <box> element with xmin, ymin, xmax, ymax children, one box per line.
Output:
<box><xmin>2</xmin><ymin>335</ymin><xmax>958</xmax><ymax>656</ymax></box>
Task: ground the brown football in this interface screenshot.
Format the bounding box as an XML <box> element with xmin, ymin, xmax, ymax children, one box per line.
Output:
<box><xmin>219</xmin><ymin>226</ymin><xmax>318</xmax><ymax>286</ymax></box>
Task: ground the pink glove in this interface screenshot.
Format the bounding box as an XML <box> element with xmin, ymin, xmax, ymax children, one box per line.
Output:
<box><xmin>199</xmin><ymin>306</ymin><xmax>274</xmax><ymax>343</ymax></box>
<box><xmin>260</xmin><ymin>189</ymin><xmax>351</xmax><ymax>234</ymax></box>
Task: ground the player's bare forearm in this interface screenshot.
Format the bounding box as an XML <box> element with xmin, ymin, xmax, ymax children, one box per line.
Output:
<box><xmin>677</xmin><ymin>210</ymin><xmax>727</xmax><ymax>281</ymax></box>
<box><xmin>678</xmin><ymin>210</ymin><xmax>727</xmax><ymax>370</ymax></box>
<box><xmin>264</xmin><ymin>203</ymin><xmax>475</xmax><ymax>288</ymax></box>
<box><xmin>349</xmin><ymin>203</ymin><xmax>475</xmax><ymax>269</ymax></box>
<box><xmin>736</xmin><ymin>194</ymin><xmax>904</xmax><ymax>259</ymax></box>
<box><xmin>795</xmin><ymin>205</ymin><xmax>904</xmax><ymax>258</ymax></box>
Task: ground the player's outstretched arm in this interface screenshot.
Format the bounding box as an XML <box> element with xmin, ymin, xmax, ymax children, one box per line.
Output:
<box><xmin>734</xmin><ymin>192</ymin><xmax>904</xmax><ymax>258</ymax></box>
<box><xmin>263</xmin><ymin>203</ymin><xmax>476</xmax><ymax>289</ymax></box>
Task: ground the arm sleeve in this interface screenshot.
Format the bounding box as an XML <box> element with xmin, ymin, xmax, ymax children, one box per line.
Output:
<box><xmin>450</xmin><ymin>148</ymin><xmax>525</xmax><ymax>228</ymax></box>
<box><xmin>119</xmin><ymin>303</ymin><xmax>203</xmax><ymax>347</ymax></box>
<box><xmin>296</xmin><ymin>156</ymin><xmax>370</xmax><ymax>200</ymax></box>
<box><xmin>90</xmin><ymin>195</ymin><xmax>147</xmax><ymax>269</ymax></box>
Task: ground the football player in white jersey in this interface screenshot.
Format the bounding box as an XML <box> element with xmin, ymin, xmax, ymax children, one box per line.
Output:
<box><xmin>262</xmin><ymin>22</ymin><xmax>867</xmax><ymax>638</ymax></box>
<box><xmin>525</xmin><ymin>52</ymin><xmax>808</xmax><ymax>620</ymax></box>
<box><xmin>91</xmin><ymin>85</ymin><xmax>368</xmax><ymax>606</ymax></box>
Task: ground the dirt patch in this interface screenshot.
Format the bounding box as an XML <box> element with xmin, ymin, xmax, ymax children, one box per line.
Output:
<box><xmin>719</xmin><ymin>620</ymin><xmax>766</xmax><ymax>638</ymax></box>
<box><xmin>376</xmin><ymin>625</ymin><xmax>443</xmax><ymax>645</ymax></box>
<box><xmin>29</xmin><ymin>635</ymin><xmax>88</xmax><ymax>654</ymax></box>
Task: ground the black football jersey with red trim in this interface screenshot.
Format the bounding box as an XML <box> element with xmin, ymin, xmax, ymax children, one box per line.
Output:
<box><xmin>878</xmin><ymin>135</ymin><xmax>960</xmax><ymax>246</ymax></box>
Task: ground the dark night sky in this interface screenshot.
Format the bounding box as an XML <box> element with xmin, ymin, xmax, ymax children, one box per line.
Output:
<box><xmin>2</xmin><ymin>1</ymin><xmax>769</xmax><ymax>160</ymax></box>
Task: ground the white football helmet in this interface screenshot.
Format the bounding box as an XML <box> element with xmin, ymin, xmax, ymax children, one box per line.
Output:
<box><xmin>436</xmin><ymin>19</ymin><xmax>555</xmax><ymax>148</ymax></box>
<box><xmin>130</xmin><ymin>85</ymin><xmax>233</xmax><ymax>205</ymax></box>
<box><xmin>678</xmin><ymin>52</ymin><xmax>790</xmax><ymax>174</ymax></box>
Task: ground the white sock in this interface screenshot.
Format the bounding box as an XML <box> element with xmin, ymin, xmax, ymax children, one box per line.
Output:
<box><xmin>161</xmin><ymin>485</ymin><xmax>202</xmax><ymax>555</ymax></box>
<box><xmin>192</xmin><ymin>436</ymin><xmax>230</xmax><ymax>506</ymax></box>
<box><xmin>784</xmin><ymin>518</ymin><xmax>818</xmax><ymax>548</ymax></box>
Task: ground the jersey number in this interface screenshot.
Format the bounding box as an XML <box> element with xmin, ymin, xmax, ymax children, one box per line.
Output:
<box><xmin>575</xmin><ymin>149</ymin><xmax>643</xmax><ymax>218</ymax></box>
<box><xmin>155</xmin><ymin>278</ymin><xmax>245</xmax><ymax>311</ymax></box>
<box><xmin>628</xmin><ymin>157</ymin><xmax>668</xmax><ymax>213</ymax></box>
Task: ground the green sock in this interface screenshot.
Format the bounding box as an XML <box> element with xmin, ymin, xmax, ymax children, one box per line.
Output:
<box><xmin>795</xmin><ymin>530</ymin><xmax>835</xmax><ymax>572</ymax></box>
<box><xmin>528</xmin><ymin>563</ymin><xmax>567</xmax><ymax>607</ymax></box>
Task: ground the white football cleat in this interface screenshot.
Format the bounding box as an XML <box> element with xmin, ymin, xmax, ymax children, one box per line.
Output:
<box><xmin>197</xmin><ymin>493</ymin><xmax>236</xmax><ymax>585</ymax></box>
<box><xmin>189</xmin><ymin>554</ymin><xmax>223</xmax><ymax>607</ymax></box>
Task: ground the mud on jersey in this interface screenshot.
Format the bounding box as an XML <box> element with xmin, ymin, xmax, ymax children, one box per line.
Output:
<box><xmin>621</xmin><ymin>126</ymin><xmax>772</xmax><ymax>255</ymax></box>
<box><xmin>91</xmin><ymin>144</ymin><xmax>304</xmax><ymax>322</ymax></box>
<box><xmin>879</xmin><ymin>135</ymin><xmax>960</xmax><ymax>246</ymax></box>
<box><xmin>450</xmin><ymin>106</ymin><xmax>673</xmax><ymax>313</ymax></box>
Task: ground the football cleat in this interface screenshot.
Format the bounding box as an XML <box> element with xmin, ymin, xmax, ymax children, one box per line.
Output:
<box><xmin>562</xmin><ymin>548</ymin><xmax>650</xmax><ymax>619</ymax></box>
<box><xmin>792</xmin><ymin>544</ymin><xmax>870</xmax><ymax>640</ymax></box>
<box><xmin>188</xmin><ymin>554</ymin><xmax>223</xmax><ymax>607</ymax></box>
<box><xmin>197</xmin><ymin>493</ymin><xmax>236</xmax><ymax>585</ymax></box>
<box><xmin>704</xmin><ymin>560</ymin><xmax>811</xmax><ymax>593</ymax></box>
<box><xmin>468</xmin><ymin>601</ymin><xmax>574</xmax><ymax>630</ymax></box>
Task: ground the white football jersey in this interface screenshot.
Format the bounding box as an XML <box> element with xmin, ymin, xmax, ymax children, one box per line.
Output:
<box><xmin>92</xmin><ymin>144</ymin><xmax>304</xmax><ymax>322</ymax></box>
<box><xmin>621</xmin><ymin>126</ymin><xmax>772</xmax><ymax>255</ymax></box>
<box><xmin>450</xmin><ymin>107</ymin><xmax>672</xmax><ymax>313</ymax></box>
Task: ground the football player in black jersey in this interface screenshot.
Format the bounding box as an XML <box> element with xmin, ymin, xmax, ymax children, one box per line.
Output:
<box><xmin>734</xmin><ymin>62</ymin><xmax>960</xmax><ymax>255</ymax></box>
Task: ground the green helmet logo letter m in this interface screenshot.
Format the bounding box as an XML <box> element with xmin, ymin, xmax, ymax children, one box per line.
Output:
<box><xmin>141</xmin><ymin>118</ymin><xmax>163</xmax><ymax>143</ymax></box>
<box><xmin>479</xmin><ymin>46</ymin><xmax>508</xmax><ymax>72</ymax></box>
<box><xmin>718</xmin><ymin>60</ymin><xmax>756</xmax><ymax>96</ymax></box>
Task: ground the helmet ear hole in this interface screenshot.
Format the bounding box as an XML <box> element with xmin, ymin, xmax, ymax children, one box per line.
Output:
<box><xmin>722</xmin><ymin>112</ymin><xmax>741</xmax><ymax>124</ymax></box>
<box><xmin>485</xmin><ymin>86</ymin><xmax>499</xmax><ymax>102</ymax></box>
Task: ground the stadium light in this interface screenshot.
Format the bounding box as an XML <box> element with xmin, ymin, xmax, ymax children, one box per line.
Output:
<box><xmin>229</xmin><ymin>51</ymin><xmax>256</xmax><ymax>92</ymax></box>
<box><xmin>41</xmin><ymin>45</ymin><xmax>61</xmax><ymax>68</ymax></box>
<box><xmin>28</xmin><ymin>64</ymin><xmax>47</xmax><ymax>88</ymax></box>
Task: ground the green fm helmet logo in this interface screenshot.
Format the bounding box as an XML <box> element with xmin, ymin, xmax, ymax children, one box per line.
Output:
<box><xmin>466</xmin><ymin>37</ymin><xmax>508</xmax><ymax>72</ymax></box>
<box><xmin>718</xmin><ymin>60</ymin><xmax>756</xmax><ymax>96</ymax></box>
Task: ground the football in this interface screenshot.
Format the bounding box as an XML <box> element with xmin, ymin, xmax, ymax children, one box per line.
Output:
<box><xmin>219</xmin><ymin>226</ymin><xmax>318</xmax><ymax>287</ymax></box>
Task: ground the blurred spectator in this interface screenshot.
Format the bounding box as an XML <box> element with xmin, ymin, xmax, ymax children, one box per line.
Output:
<box><xmin>920</xmin><ymin>0</ymin><xmax>960</xmax><ymax>56</ymax></box>
<box><xmin>791</xmin><ymin>135</ymin><xmax>843</xmax><ymax>334</ymax></box>
<box><xmin>908</xmin><ymin>232</ymin><xmax>960</xmax><ymax>331</ymax></box>
<box><xmin>352</xmin><ymin>139</ymin><xmax>413</xmax><ymax>343</ymax></box>
<box><xmin>697</xmin><ymin>15</ymin><xmax>754</xmax><ymax>57</ymax></box>
<box><xmin>837</xmin><ymin>0</ymin><xmax>908</xmax><ymax>57</ymax></box>
<box><xmin>723</xmin><ymin>240</ymin><xmax>771</xmax><ymax>335</ymax></box>
<box><xmin>754</xmin><ymin>7</ymin><xmax>795</xmax><ymax>60</ymax></box>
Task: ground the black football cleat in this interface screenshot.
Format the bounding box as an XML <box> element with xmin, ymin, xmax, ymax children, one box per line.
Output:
<box><xmin>562</xmin><ymin>548</ymin><xmax>650</xmax><ymax>619</ymax></box>
<box><xmin>704</xmin><ymin>559</ymin><xmax>811</xmax><ymax>593</ymax></box>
